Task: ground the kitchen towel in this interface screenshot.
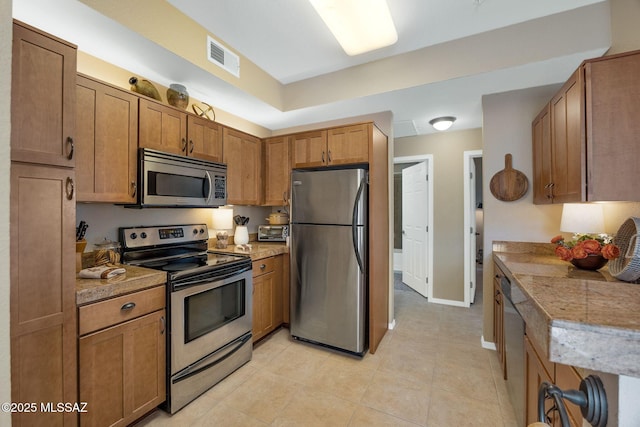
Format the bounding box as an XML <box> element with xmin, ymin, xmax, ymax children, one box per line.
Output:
<box><xmin>79</xmin><ymin>265</ymin><xmax>126</xmax><ymax>279</ymax></box>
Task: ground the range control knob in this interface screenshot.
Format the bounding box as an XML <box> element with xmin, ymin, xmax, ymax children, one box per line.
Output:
<box><xmin>199</xmin><ymin>228</ymin><xmax>205</xmax><ymax>234</ymax></box>
<box><xmin>129</xmin><ymin>232</ymin><xmax>137</xmax><ymax>240</ymax></box>
<box><xmin>140</xmin><ymin>232</ymin><xmax>147</xmax><ymax>239</ymax></box>
<box><xmin>193</xmin><ymin>228</ymin><xmax>198</xmax><ymax>235</ymax></box>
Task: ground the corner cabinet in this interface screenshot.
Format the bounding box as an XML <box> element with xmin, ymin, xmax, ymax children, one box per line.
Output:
<box><xmin>78</xmin><ymin>286</ymin><xmax>166</xmax><ymax>427</ymax></box>
<box><xmin>10</xmin><ymin>20</ymin><xmax>78</xmax><ymax>427</ymax></box>
<box><xmin>76</xmin><ymin>74</ymin><xmax>139</xmax><ymax>203</ymax></box>
<box><xmin>533</xmin><ymin>50</ymin><xmax>640</xmax><ymax>203</ymax></box>
<box><xmin>223</xmin><ymin>127</ymin><xmax>262</xmax><ymax>205</ymax></box>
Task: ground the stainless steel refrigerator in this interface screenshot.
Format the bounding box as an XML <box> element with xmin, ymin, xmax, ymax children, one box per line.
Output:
<box><xmin>290</xmin><ymin>168</ymin><xmax>368</xmax><ymax>355</ymax></box>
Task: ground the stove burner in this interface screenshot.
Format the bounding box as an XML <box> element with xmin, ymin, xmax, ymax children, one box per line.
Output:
<box><xmin>162</xmin><ymin>262</ymin><xmax>200</xmax><ymax>272</ymax></box>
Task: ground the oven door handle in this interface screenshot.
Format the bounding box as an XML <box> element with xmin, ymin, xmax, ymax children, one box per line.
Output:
<box><xmin>172</xmin><ymin>333</ymin><xmax>251</xmax><ymax>384</ymax></box>
<box><xmin>171</xmin><ymin>264</ymin><xmax>251</xmax><ymax>290</ymax></box>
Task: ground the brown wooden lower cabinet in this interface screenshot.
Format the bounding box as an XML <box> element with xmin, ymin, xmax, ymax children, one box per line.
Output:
<box><xmin>252</xmin><ymin>255</ymin><xmax>285</xmax><ymax>342</ymax></box>
<box><xmin>525</xmin><ymin>334</ymin><xmax>584</xmax><ymax>427</ymax></box>
<box><xmin>78</xmin><ymin>286</ymin><xmax>166</xmax><ymax>427</ymax></box>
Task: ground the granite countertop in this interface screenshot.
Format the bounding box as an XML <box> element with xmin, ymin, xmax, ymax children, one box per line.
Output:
<box><xmin>493</xmin><ymin>242</ymin><xmax>640</xmax><ymax>377</ymax></box>
<box><xmin>76</xmin><ymin>264</ymin><xmax>166</xmax><ymax>306</ymax></box>
<box><xmin>209</xmin><ymin>242</ymin><xmax>288</xmax><ymax>261</ymax></box>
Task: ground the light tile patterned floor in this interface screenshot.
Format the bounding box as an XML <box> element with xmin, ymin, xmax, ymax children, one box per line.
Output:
<box><xmin>135</xmin><ymin>271</ymin><xmax>517</xmax><ymax>426</ymax></box>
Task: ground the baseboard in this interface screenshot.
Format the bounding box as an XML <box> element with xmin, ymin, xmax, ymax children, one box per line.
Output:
<box><xmin>481</xmin><ymin>335</ymin><xmax>497</xmax><ymax>351</ymax></box>
<box><xmin>388</xmin><ymin>318</ymin><xmax>396</xmax><ymax>330</ymax></box>
<box><xmin>429</xmin><ymin>297</ymin><xmax>467</xmax><ymax>307</ymax></box>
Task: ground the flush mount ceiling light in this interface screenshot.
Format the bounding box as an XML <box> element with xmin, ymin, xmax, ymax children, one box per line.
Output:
<box><xmin>309</xmin><ymin>0</ymin><xmax>398</xmax><ymax>56</ymax></box>
<box><xmin>429</xmin><ymin>116</ymin><xmax>457</xmax><ymax>131</ymax></box>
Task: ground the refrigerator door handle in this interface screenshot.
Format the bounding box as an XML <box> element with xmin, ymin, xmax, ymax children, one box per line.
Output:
<box><xmin>352</xmin><ymin>174</ymin><xmax>367</xmax><ymax>273</ymax></box>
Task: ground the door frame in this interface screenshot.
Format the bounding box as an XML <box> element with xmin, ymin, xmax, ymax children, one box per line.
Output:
<box><xmin>463</xmin><ymin>150</ymin><xmax>483</xmax><ymax>307</ymax></box>
<box><xmin>394</xmin><ymin>155</ymin><xmax>434</xmax><ymax>300</ymax></box>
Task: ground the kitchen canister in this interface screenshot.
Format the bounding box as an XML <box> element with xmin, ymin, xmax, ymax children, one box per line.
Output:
<box><xmin>609</xmin><ymin>217</ymin><xmax>640</xmax><ymax>282</ymax></box>
<box><xmin>167</xmin><ymin>83</ymin><xmax>189</xmax><ymax>109</ymax></box>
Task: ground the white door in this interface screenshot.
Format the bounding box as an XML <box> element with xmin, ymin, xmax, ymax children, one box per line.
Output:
<box><xmin>468</xmin><ymin>158</ymin><xmax>477</xmax><ymax>304</ymax></box>
<box><xmin>402</xmin><ymin>161</ymin><xmax>429</xmax><ymax>297</ymax></box>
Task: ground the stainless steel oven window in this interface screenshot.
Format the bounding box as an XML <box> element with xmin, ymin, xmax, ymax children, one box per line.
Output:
<box><xmin>183</xmin><ymin>278</ymin><xmax>246</xmax><ymax>343</ymax></box>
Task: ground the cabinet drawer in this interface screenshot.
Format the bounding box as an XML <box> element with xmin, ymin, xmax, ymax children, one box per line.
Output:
<box><xmin>252</xmin><ymin>257</ymin><xmax>275</xmax><ymax>277</ymax></box>
<box><xmin>79</xmin><ymin>285</ymin><xmax>165</xmax><ymax>336</ymax></box>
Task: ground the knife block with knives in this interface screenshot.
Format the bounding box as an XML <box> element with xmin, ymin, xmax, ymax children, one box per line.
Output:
<box><xmin>76</xmin><ymin>240</ymin><xmax>87</xmax><ymax>273</ymax></box>
<box><xmin>76</xmin><ymin>220</ymin><xmax>88</xmax><ymax>272</ymax></box>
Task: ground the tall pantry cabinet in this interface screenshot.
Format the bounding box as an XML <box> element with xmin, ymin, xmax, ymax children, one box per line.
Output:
<box><xmin>10</xmin><ymin>20</ymin><xmax>78</xmax><ymax>426</ymax></box>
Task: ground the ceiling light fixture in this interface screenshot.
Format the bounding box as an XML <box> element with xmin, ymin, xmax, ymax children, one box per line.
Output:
<box><xmin>308</xmin><ymin>0</ymin><xmax>398</xmax><ymax>56</ymax></box>
<box><xmin>429</xmin><ymin>116</ymin><xmax>457</xmax><ymax>131</ymax></box>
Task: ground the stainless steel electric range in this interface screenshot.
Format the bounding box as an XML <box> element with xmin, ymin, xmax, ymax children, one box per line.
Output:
<box><xmin>119</xmin><ymin>224</ymin><xmax>253</xmax><ymax>414</ymax></box>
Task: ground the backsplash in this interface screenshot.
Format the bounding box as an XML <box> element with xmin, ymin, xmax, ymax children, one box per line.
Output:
<box><xmin>77</xmin><ymin>203</ymin><xmax>274</xmax><ymax>250</ymax></box>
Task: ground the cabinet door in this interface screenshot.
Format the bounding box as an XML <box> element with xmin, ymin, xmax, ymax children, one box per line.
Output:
<box><xmin>10</xmin><ymin>163</ymin><xmax>77</xmax><ymax>427</ymax></box>
<box><xmin>327</xmin><ymin>124</ymin><xmax>369</xmax><ymax>166</ymax></box>
<box><xmin>550</xmin><ymin>69</ymin><xmax>584</xmax><ymax>203</ymax></box>
<box><xmin>76</xmin><ymin>75</ymin><xmax>138</xmax><ymax>203</ymax></box>
<box><xmin>586</xmin><ymin>52</ymin><xmax>640</xmax><ymax>201</ymax></box>
<box><xmin>11</xmin><ymin>21</ymin><xmax>76</xmax><ymax>167</ymax></box>
<box><xmin>532</xmin><ymin>105</ymin><xmax>553</xmax><ymax>204</ymax></box>
<box><xmin>139</xmin><ymin>98</ymin><xmax>188</xmax><ymax>156</ymax></box>
<box><xmin>79</xmin><ymin>309</ymin><xmax>166</xmax><ymax>427</ymax></box>
<box><xmin>187</xmin><ymin>115</ymin><xmax>222</xmax><ymax>162</ymax></box>
<box><xmin>263</xmin><ymin>136</ymin><xmax>291</xmax><ymax>206</ymax></box>
<box><xmin>525</xmin><ymin>336</ymin><xmax>554</xmax><ymax>426</ymax></box>
<box><xmin>291</xmin><ymin>130</ymin><xmax>327</xmax><ymax>168</ymax></box>
<box><xmin>223</xmin><ymin>127</ymin><xmax>262</xmax><ymax>205</ymax></box>
<box><xmin>252</xmin><ymin>272</ymin><xmax>274</xmax><ymax>342</ymax></box>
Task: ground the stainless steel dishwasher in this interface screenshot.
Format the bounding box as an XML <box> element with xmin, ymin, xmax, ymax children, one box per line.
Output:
<box><xmin>501</xmin><ymin>274</ymin><xmax>525</xmax><ymax>427</ymax></box>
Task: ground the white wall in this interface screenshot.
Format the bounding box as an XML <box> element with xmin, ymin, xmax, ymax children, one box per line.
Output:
<box><xmin>1</xmin><ymin>0</ymin><xmax>12</xmax><ymax>424</ymax></box>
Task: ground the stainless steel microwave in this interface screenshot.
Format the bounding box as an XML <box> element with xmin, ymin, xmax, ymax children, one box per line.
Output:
<box><xmin>131</xmin><ymin>148</ymin><xmax>227</xmax><ymax>208</ymax></box>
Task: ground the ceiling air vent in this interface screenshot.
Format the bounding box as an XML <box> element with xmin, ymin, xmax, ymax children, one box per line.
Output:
<box><xmin>207</xmin><ymin>35</ymin><xmax>240</xmax><ymax>78</ymax></box>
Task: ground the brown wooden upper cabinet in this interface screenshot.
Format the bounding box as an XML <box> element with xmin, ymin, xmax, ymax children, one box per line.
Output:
<box><xmin>292</xmin><ymin>124</ymin><xmax>369</xmax><ymax>169</ymax></box>
<box><xmin>533</xmin><ymin>50</ymin><xmax>640</xmax><ymax>203</ymax></box>
<box><xmin>11</xmin><ymin>21</ymin><xmax>77</xmax><ymax>168</ymax></box>
<box><xmin>223</xmin><ymin>127</ymin><xmax>262</xmax><ymax>205</ymax></box>
<box><xmin>76</xmin><ymin>74</ymin><xmax>139</xmax><ymax>203</ymax></box>
<box><xmin>187</xmin><ymin>115</ymin><xmax>223</xmax><ymax>162</ymax></box>
<box><xmin>139</xmin><ymin>98</ymin><xmax>222</xmax><ymax>162</ymax></box>
<box><xmin>263</xmin><ymin>136</ymin><xmax>291</xmax><ymax>206</ymax></box>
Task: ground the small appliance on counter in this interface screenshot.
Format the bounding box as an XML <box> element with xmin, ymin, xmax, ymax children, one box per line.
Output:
<box><xmin>257</xmin><ymin>225</ymin><xmax>289</xmax><ymax>242</ymax></box>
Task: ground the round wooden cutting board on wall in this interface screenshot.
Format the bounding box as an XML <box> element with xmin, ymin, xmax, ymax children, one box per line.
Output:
<box><xmin>490</xmin><ymin>153</ymin><xmax>528</xmax><ymax>201</ymax></box>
